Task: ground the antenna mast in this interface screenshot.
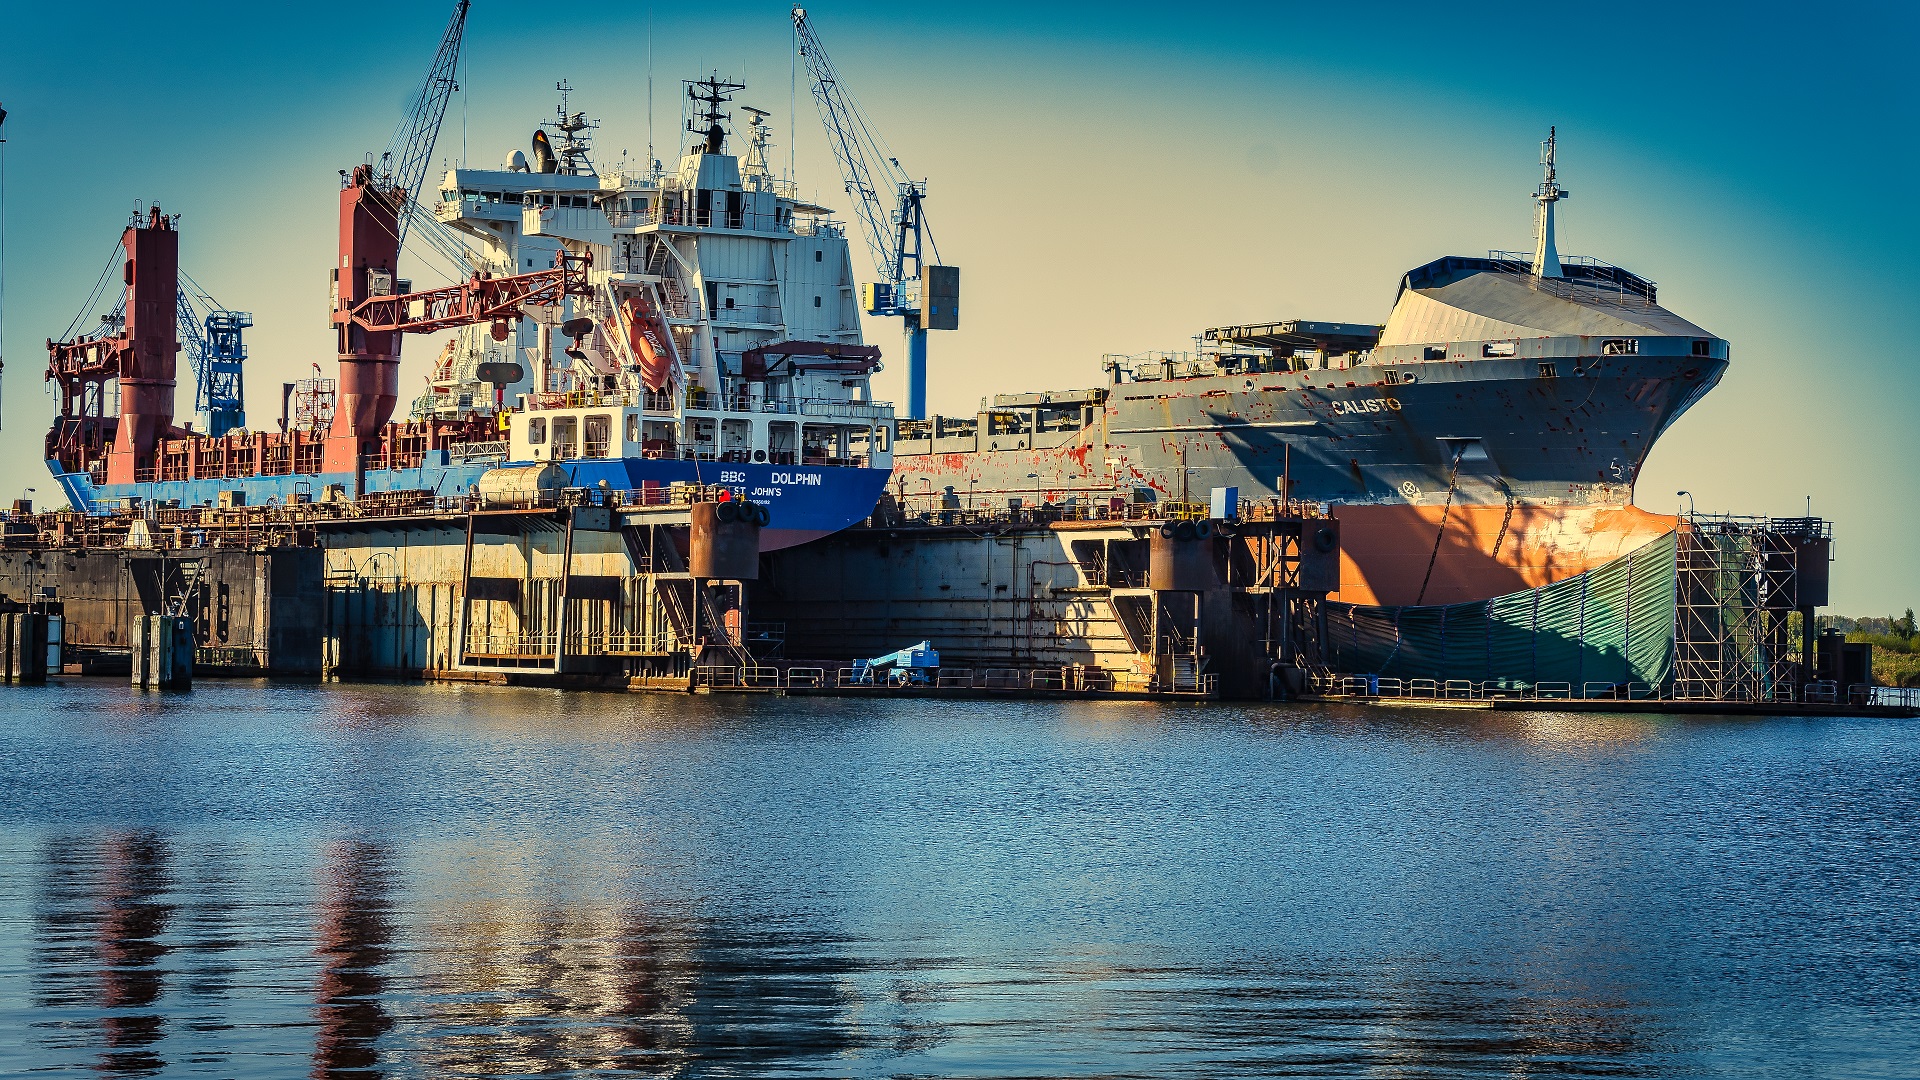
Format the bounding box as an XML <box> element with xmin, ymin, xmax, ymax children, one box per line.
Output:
<box><xmin>544</xmin><ymin>80</ymin><xmax>600</xmax><ymax>175</ymax></box>
<box><xmin>1531</xmin><ymin>126</ymin><xmax>1571</xmax><ymax>280</ymax></box>
<box><xmin>685</xmin><ymin>73</ymin><xmax>746</xmax><ymax>152</ymax></box>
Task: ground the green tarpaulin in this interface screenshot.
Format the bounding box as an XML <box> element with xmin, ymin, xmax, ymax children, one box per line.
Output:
<box><xmin>1326</xmin><ymin>532</ymin><xmax>1677</xmax><ymax>689</ymax></box>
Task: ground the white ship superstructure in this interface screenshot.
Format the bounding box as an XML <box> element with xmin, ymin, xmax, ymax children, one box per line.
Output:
<box><xmin>424</xmin><ymin>77</ymin><xmax>890</xmax><ymax>473</ymax></box>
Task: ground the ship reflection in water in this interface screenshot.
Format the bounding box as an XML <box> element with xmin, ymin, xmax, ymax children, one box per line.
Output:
<box><xmin>4</xmin><ymin>682</ymin><xmax>1918</xmax><ymax>1076</ymax></box>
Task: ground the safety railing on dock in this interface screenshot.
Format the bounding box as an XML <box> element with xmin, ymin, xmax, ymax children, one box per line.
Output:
<box><xmin>669</xmin><ymin>662</ymin><xmax>1200</xmax><ymax>696</ymax></box>
<box><xmin>1</xmin><ymin>481</ymin><xmax>785</xmax><ymax>552</ymax></box>
<box><xmin>885</xmin><ymin>491</ymin><xmax>1331</xmax><ymax>529</ymax></box>
<box><xmin>1314</xmin><ymin>672</ymin><xmax>1911</xmax><ymax>709</ymax></box>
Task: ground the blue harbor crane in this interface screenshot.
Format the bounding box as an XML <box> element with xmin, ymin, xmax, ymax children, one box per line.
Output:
<box><xmin>176</xmin><ymin>274</ymin><xmax>251</xmax><ymax>438</ymax></box>
<box><xmin>792</xmin><ymin>5</ymin><xmax>958</xmax><ymax>421</ymax></box>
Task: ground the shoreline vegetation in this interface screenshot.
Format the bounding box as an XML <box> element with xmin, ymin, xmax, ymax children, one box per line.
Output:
<box><xmin>1824</xmin><ymin>611</ymin><xmax>1920</xmax><ymax>688</ymax></box>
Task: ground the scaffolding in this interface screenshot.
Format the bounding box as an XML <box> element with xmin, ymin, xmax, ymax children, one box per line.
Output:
<box><xmin>1672</xmin><ymin>514</ymin><xmax>1829</xmax><ymax>702</ymax></box>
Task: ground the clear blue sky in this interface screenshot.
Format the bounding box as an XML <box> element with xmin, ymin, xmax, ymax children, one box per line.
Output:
<box><xmin>1</xmin><ymin>1</ymin><xmax>1914</xmax><ymax>611</ymax></box>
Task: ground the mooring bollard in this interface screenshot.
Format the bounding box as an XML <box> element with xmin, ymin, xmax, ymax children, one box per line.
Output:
<box><xmin>1</xmin><ymin>612</ymin><xmax>49</xmax><ymax>684</ymax></box>
<box><xmin>131</xmin><ymin>614</ymin><xmax>194</xmax><ymax>690</ymax></box>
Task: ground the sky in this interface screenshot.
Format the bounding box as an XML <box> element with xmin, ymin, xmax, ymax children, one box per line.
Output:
<box><xmin>1</xmin><ymin>0</ymin><xmax>1914</xmax><ymax>612</ymax></box>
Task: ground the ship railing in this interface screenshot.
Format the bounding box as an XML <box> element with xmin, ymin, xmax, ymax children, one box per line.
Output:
<box><xmin>1802</xmin><ymin>680</ymin><xmax>1839</xmax><ymax>703</ymax></box>
<box><xmin>936</xmin><ymin>668</ymin><xmax>974</xmax><ymax>688</ymax></box>
<box><xmin>785</xmin><ymin>666</ymin><xmax>826</xmax><ymax>689</ymax></box>
<box><xmin>753</xmin><ymin>398</ymin><xmax>895</xmax><ymax>421</ymax></box>
<box><xmin>693</xmin><ymin>664</ymin><xmax>739</xmax><ymax>688</ymax></box>
<box><xmin>789</xmin><ymin>217</ymin><xmax>845</xmax><ymax>239</ymax></box>
<box><xmin>451</xmin><ymin>441</ymin><xmax>508</xmax><ymax>463</ymax></box>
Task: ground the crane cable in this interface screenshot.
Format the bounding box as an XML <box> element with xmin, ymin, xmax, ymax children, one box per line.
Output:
<box><xmin>59</xmin><ymin>233</ymin><xmax>132</xmax><ymax>343</ymax></box>
<box><xmin>0</xmin><ymin>105</ymin><xmax>7</xmax><ymax>420</ymax></box>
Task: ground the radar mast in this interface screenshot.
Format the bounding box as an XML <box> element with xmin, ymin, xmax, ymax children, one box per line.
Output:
<box><xmin>542</xmin><ymin>80</ymin><xmax>599</xmax><ymax>175</ymax></box>
<box><xmin>685</xmin><ymin>74</ymin><xmax>745</xmax><ymax>154</ymax></box>
<box><xmin>1532</xmin><ymin>126</ymin><xmax>1571</xmax><ymax>279</ymax></box>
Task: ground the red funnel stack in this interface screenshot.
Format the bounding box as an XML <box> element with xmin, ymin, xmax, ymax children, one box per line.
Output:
<box><xmin>325</xmin><ymin>164</ymin><xmax>404</xmax><ymax>473</ymax></box>
<box><xmin>114</xmin><ymin>206</ymin><xmax>181</xmax><ymax>479</ymax></box>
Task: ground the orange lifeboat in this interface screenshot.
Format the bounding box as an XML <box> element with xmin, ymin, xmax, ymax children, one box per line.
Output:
<box><xmin>618</xmin><ymin>293</ymin><xmax>674</xmax><ymax>391</ymax></box>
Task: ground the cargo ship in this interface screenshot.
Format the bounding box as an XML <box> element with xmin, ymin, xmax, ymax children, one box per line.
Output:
<box><xmin>41</xmin><ymin>69</ymin><xmax>893</xmax><ymax>551</ymax></box>
<box><xmin>890</xmin><ymin>131</ymin><xmax>1723</xmax><ymax>604</ymax></box>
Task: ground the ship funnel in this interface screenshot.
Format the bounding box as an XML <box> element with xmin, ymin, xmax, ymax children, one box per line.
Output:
<box><xmin>1531</xmin><ymin>126</ymin><xmax>1570</xmax><ymax>279</ymax></box>
<box><xmin>114</xmin><ymin>206</ymin><xmax>181</xmax><ymax>477</ymax></box>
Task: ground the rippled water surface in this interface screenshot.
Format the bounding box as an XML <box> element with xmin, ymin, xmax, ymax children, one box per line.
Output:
<box><xmin>2</xmin><ymin>679</ymin><xmax>1917</xmax><ymax>1077</ymax></box>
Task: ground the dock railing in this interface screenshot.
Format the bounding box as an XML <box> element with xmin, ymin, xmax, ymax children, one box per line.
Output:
<box><xmin>1313</xmin><ymin>672</ymin><xmax>1912</xmax><ymax>710</ymax></box>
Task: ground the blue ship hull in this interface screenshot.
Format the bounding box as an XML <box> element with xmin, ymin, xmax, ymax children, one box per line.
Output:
<box><xmin>50</xmin><ymin>454</ymin><xmax>892</xmax><ymax>551</ymax></box>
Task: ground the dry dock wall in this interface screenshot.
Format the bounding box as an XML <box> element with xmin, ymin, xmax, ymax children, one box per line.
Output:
<box><xmin>757</xmin><ymin>526</ymin><xmax>1147</xmax><ymax>677</ymax></box>
<box><xmin>319</xmin><ymin>516</ymin><xmax>704</xmax><ymax>680</ymax></box>
<box><xmin>0</xmin><ymin>547</ymin><xmax>323</xmax><ymax>674</ymax></box>
<box><xmin>755</xmin><ymin>523</ymin><xmax>1303</xmax><ymax>697</ymax></box>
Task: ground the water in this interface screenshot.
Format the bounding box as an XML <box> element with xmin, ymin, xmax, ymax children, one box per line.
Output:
<box><xmin>2</xmin><ymin>680</ymin><xmax>1916</xmax><ymax>1078</ymax></box>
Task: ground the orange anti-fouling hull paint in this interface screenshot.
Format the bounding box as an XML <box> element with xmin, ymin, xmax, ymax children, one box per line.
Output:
<box><xmin>1330</xmin><ymin>504</ymin><xmax>1677</xmax><ymax>607</ymax></box>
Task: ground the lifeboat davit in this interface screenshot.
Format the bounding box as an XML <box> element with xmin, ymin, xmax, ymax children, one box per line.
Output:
<box><xmin>618</xmin><ymin>294</ymin><xmax>674</xmax><ymax>391</ymax></box>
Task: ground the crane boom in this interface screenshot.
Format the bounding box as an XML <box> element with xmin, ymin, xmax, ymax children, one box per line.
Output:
<box><xmin>383</xmin><ymin>0</ymin><xmax>470</xmax><ymax>251</ymax></box>
<box><xmin>792</xmin><ymin>5</ymin><xmax>956</xmax><ymax>421</ymax></box>
<box><xmin>792</xmin><ymin>6</ymin><xmax>903</xmax><ymax>287</ymax></box>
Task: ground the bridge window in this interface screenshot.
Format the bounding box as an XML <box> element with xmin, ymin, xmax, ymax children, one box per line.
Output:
<box><xmin>767</xmin><ymin>421</ymin><xmax>798</xmax><ymax>465</ymax></box>
<box><xmin>551</xmin><ymin>416</ymin><xmax>578</xmax><ymax>459</ymax></box>
<box><xmin>583</xmin><ymin>414</ymin><xmax>612</xmax><ymax>458</ymax></box>
<box><xmin>526</xmin><ymin>418</ymin><xmax>547</xmax><ymax>444</ymax></box>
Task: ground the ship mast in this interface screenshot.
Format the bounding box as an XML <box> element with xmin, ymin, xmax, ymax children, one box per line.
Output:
<box><xmin>543</xmin><ymin>80</ymin><xmax>599</xmax><ymax>175</ymax></box>
<box><xmin>1531</xmin><ymin>126</ymin><xmax>1570</xmax><ymax>279</ymax></box>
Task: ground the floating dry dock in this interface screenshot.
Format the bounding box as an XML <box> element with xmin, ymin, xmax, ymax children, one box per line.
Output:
<box><xmin>0</xmin><ymin>488</ymin><xmax>1335</xmax><ymax>698</ymax></box>
<box><xmin>0</xmin><ymin>492</ymin><xmax>1909</xmax><ymax>716</ymax></box>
